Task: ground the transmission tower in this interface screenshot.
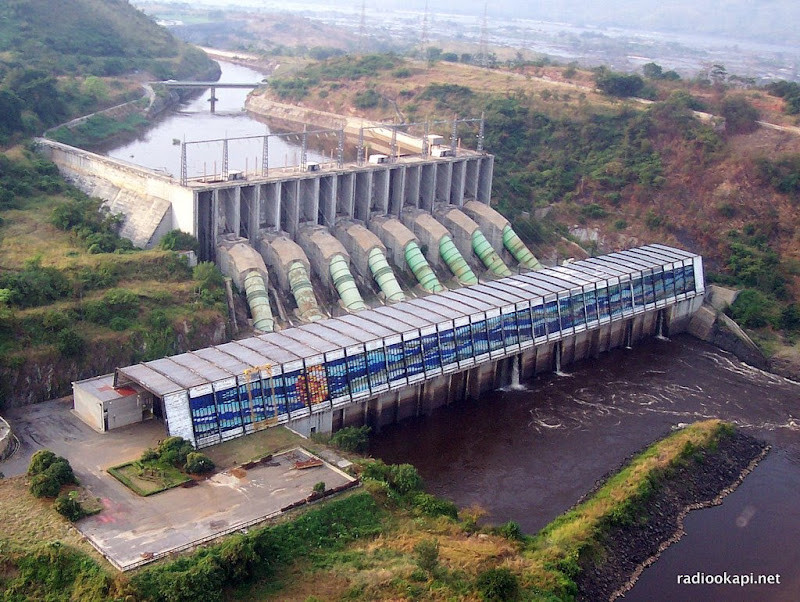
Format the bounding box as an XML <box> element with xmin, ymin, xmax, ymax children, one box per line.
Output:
<box><xmin>358</xmin><ymin>0</ymin><xmax>366</xmax><ymax>54</ymax></box>
<box><xmin>420</xmin><ymin>0</ymin><xmax>429</xmax><ymax>55</ymax></box>
<box><xmin>479</xmin><ymin>3</ymin><xmax>489</xmax><ymax>68</ymax></box>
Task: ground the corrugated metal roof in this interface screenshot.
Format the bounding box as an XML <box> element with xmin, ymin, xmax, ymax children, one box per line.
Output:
<box><xmin>372</xmin><ymin>305</ymin><xmax>431</xmax><ymax>329</ymax></box>
<box><xmin>405</xmin><ymin>298</ymin><xmax>462</xmax><ymax>321</ymax></box>
<box><xmin>147</xmin><ymin>358</ymin><xmax>208</xmax><ymax>389</ymax></box>
<box><xmin>193</xmin><ymin>347</ymin><xmax>252</xmax><ymax>375</ymax></box>
<box><xmin>169</xmin><ymin>353</ymin><xmax>232</xmax><ymax>382</ymax></box>
<box><xmin>299</xmin><ymin>322</ymin><xmax>363</xmax><ymax>346</ymax></box>
<box><xmin>116</xmin><ymin>364</ymin><xmax>184</xmax><ymax>396</ymax></box>
<box><xmin>279</xmin><ymin>328</ymin><xmax>341</xmax><ymax>353</ymax></box>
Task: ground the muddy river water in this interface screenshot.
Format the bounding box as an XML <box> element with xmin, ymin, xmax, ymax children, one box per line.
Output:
<box><xmin>370</xmin><ymin>335</ymin><xmax>800</xmax><ymax>601</ymax></box>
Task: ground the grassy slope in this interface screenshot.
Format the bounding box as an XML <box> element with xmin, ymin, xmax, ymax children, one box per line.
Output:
<box><xmin>0</xmin><ymin>149</ymin><xmax>228</xmax><ymax>406</ymax></box>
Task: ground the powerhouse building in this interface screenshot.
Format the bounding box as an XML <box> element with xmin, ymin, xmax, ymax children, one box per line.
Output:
<box><xmin>73</xmin><ymin>244</ymin><xmax>706</xmax><ymax>447</ymax></box>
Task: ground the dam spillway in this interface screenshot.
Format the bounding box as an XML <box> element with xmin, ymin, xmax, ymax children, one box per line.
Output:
<box><xmin>95</xmin><ymin>245</ymin><xmax>704</xmax><ymax>447</ymax></box>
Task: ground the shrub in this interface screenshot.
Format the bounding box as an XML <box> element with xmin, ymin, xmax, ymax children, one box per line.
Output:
<box><xmin>388</xmin><ymin>463</ymin><xmax>423</xmax><ymax>495</ymax></box>
<box><xmin>476</xmin><ymin>567</ymin><xmax>519</xmax><ymax>601</ymax></box>
<box><xmin>412</xmin><ymin>493</ymin><xmax>458</xmax><ymax>520</ymax></box>
<box><xmin>158</xmin><ymin>436</ymin><xmax>193</xmax><ymax>467</ymax></box>
<box><xmin>54</xmin><ymin>493</ymin><xmax>85</xmax><ymax>521</ymax></box>
<box><xmin>580</xmin><ymin>203</ymin><xmax>608</xmax><ymax>219</ymax></box>
<box><xmin>185</xmin><ymin>452</ymin><xmax>215</xmax><ymax>475</ymax></box>
<box><xmin>329</xmin><ymin>425</ymin><xmax>371</xmax><ymax>453</ymax></box>
<box><xmin>727</xmin><ymin>289</ymin><xmax>779</xmax><ymax>328</ymax></box>
<box><xmin>313</xmin><ymin>481</ymin><xmax>326</xmax><ymax>494</ymax></box>
<box><xmin>414</xmin><ymin>539</ymin><xmax>439</xmax><ymax>575</ymax></box>
<box><xmin>30</xmin><ymin>472</ymin><xmax>61</xmax><ymax>498</ymax></box>
<box><xmin>496</xmin><ymin>521</ymin><xmax>524</xmax><ymax>541</ymax></box>
<box><xmin>140</xmin><ymin>448</ymin><xmax>160</xmax><ymax>463</ymax></box>
<box><xmin>720</xmin><ymin>96</ymin><xmax>759</xmax><ymax>135</ymax></box>
<box><xmin>45</xmin><ymin>457</ymin><xmax>78</xmax><ymax>486</ymax></box>
<box><xmin>354</xmin><ymin>89</ymin><xmax>381</xmax><ymax>109</ymax></box>
<box><xmin>159</xmin><ymin>230</ymin><xmax>199</xmax><ymax>253</ymax></box>
<box><xmin>193</xmin><ymin>262</ymin><xmax>224</xmax><ymax>291</ymax></box>
<box><xmin>28</xmin><ymin>449</ymin><xmax>57</xmax><ymax>476</ymax></box>
<box><xmin>57</xmin><ymin>329</ymin><xmax>85</xmax><ymax>358</ymax></box>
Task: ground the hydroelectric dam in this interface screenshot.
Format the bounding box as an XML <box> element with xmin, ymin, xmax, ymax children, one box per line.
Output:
<box><xmin>37</xmin><ymin>117</ymin><xmax>704</xmax><ymax>446</ymax></box>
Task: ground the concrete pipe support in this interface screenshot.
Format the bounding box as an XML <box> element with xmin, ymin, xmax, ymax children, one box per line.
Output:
<box><xmin>472</xmin><ymin>229</ymin><xmax>512</xmax><ymax>277</ymax></box>
<box><xmin>439</xmin><ymin>235</ymin><xmax>478</xmax><ymax>285</ymax></box>
<box><xmin>502</xmin><ymin>225</ymin><xmax>542</xmax><ymax>270</ymax></box>
<box><xmin>329</xmin><ymin>254</ymin><xmax>367</xmax><ymax>312</ymax></box>
<box><xmin>368</xmin><ymin>247</ymin><xmax>406</xmax><ymax>303</ymax></box>
<box><xmin>287</xmin><ymin>260</ymin><xmax>324</xmax><ymax>322</ymax></box>
<box><xmin>404</xmin><ymin>241</ymin><xmax>444</xmax><ymax>293</ymax></box>
<box><xmin>243</xmin><ymin>270</ymin><xmax>275</xmax><ymax>332</ymax></box>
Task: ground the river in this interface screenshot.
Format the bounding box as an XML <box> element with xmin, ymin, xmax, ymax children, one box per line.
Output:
<box><xmin>105</xmin><ymin>61</ymin><xmax>325</xmax><ymax>179</ymax></box>
<box><xmin>370</xmin><ymin>335</ymin><xmax>800</xmax><ymax>601</ymax></box>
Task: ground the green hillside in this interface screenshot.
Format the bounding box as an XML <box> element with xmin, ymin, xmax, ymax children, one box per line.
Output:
<box><xmin>0</xmin><ymin>0</ymin><xmax>218</xmax><ymax>139</ymax></box>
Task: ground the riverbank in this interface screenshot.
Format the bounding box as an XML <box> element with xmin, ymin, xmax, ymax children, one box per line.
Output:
<box><xmin>0</xmin><ymin>419</ymin><xmax>772</xmax><ymax>599</ymax></box>
<box><xmin>577</xmin><ymin>428</ymin><xmax>769</xmax><ymax>601</ymax></box>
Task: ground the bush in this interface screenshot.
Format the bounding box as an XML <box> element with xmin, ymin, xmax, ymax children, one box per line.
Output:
<box><xmin>728</xmin><ymin>289</ymin><xmax>779</xmax><ymax>328</ymax></box>
<box><xmin>57</xmin><ymin>329</ymin><xmax>85</xmax><ymax>358</ymax></box>
<box><xmin>354</xmin><ymin>89</ymin><xmax>381</xmax><ymax>109</ymax></box>
<box><xmin>313</xmin><ymin>481</ymin><xmax>326</xmax><ymax>494</ymax></box>
<box><xmin>54</xmin><ymin>493</ymin><xmax>85</xmax><ymax>521</ymax></box>
<box><xmin>28</xmin><ymin>449</ymin><xmax>57</xmax><ymax>476</ymax></box>
<box><xmin>30</xmin><ymin>472</ymin><xmax>61</xmax><ymax>498</ymax></box>
<box><xmin>720</xmin><ymin>96</ymin><xmax>759</xmax><ymax>135</ymax></box>
<box><xmin>158</xmin><ymin>436</ymin><xmax>193</xmax><ymax>467</ymax></box>
<box><xmin>388</xmin><ymin>463</ymin><xmax>423</xmax><ymax>495</ymax></box>
<box><xmin>329</xmin><ymin>425</ymin><xmax>371</xmax><ymax>453</ymax></box>
<box><xmin>476</xmin><ymin>567</ymin><xmax>519</xmax><ymax>601</ymax></box>
<box><xmin>414</xmin><ymin>539</ymin><xmax>439</xmax><ymax>575</ymax></box>
<box><xmin>496</xmin><ymin>521</ymin><xmax>524</xmax><ymax>541</ymax></box>
<box><xmin>45</xmin><ymin>457</ymin><xmax>78</xmax><ymax>486</ymax></box>
<box><xmin>185</xmin><ymin>452</ymin><xmax>215</xmax><ymax>475</ymax></box>
<box><xmin>140</xmin><ymin>448</ymin><xmax>159</xmax><ymax>463</ymax></box>
<box><xmin>412</xmin><ymin>493</ymin><xmax>458</xmax><ymax>520</ymax></box>
<box><xmin>159</xmin><ymin>230</ymin><xmax>199</xmax><ymax>253</ymax></box>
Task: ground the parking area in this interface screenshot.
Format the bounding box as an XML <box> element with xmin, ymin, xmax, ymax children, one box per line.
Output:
<box><xmin>1</xmin><ymin>399</ymin><xmax>355</xmax><ymax>570</ymax></box>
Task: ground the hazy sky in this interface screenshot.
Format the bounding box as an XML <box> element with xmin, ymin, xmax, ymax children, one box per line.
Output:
<box><xmin>141</xmin><ymin>0</ymin><xmax>800</xmax><ymax>45</ymax></box>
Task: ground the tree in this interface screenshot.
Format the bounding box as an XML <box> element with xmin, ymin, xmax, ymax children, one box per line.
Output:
<box><xmin>0</xmin><ymin>90</ymin><xmax>24</xmax><ymax>135</ymax></box>
<box><xmin>159</xmin><ymin>230</ymin><xmax>199</xmax><ymax>253</ymax></box>
<box><xmin>642</xmin><ymin>62</ymin><xmax>663</xmax><ymax>79</ymax></box>
<box><xmin>709</xmin><ymin>64</ymin><xmax>728</xmax><ymax>89</ymax></box>
<box><xmin>721</xmin><ymin>96</ymin><xmax>759</xmax><ymax>134</ymax></box>
<box><xmin>595</xmin><ymin>69</ymin><xmax>645</xmax><ymax>98</ymax></box>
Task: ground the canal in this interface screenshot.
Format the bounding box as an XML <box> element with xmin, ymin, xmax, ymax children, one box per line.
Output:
<box><xmin>370</xmin><ymin>335</ymin><xmax>800</xmax><ymax>601</ymax></box>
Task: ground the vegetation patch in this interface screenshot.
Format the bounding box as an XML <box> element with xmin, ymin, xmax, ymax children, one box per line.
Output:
<box><xmin>107</xmin><ymin>462</ymin><xmax>191</xmax><ymax>497</ymax></box>
<box><xmin>107</xmin><ymin>437</ymin><xmax>211</xmax><ymax>496</ymax></box>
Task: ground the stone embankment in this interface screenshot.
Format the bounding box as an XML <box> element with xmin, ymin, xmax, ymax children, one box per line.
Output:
<box><xmin>575</xmin><ymin>430</ymin><xmax>769</xmax><ymax>601</ymax></box>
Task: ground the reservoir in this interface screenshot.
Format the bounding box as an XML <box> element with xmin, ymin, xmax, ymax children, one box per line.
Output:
<box><xmin>105</xmin><ymin>61</ymin><xmax>325</xmax><ymax>179</ymax></box>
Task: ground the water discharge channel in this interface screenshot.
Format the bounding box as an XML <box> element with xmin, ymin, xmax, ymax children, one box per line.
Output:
<box><xmin>370</xmin><ymin>335</ymin><xmax>800</xmax><ymax>601</ymax></box>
